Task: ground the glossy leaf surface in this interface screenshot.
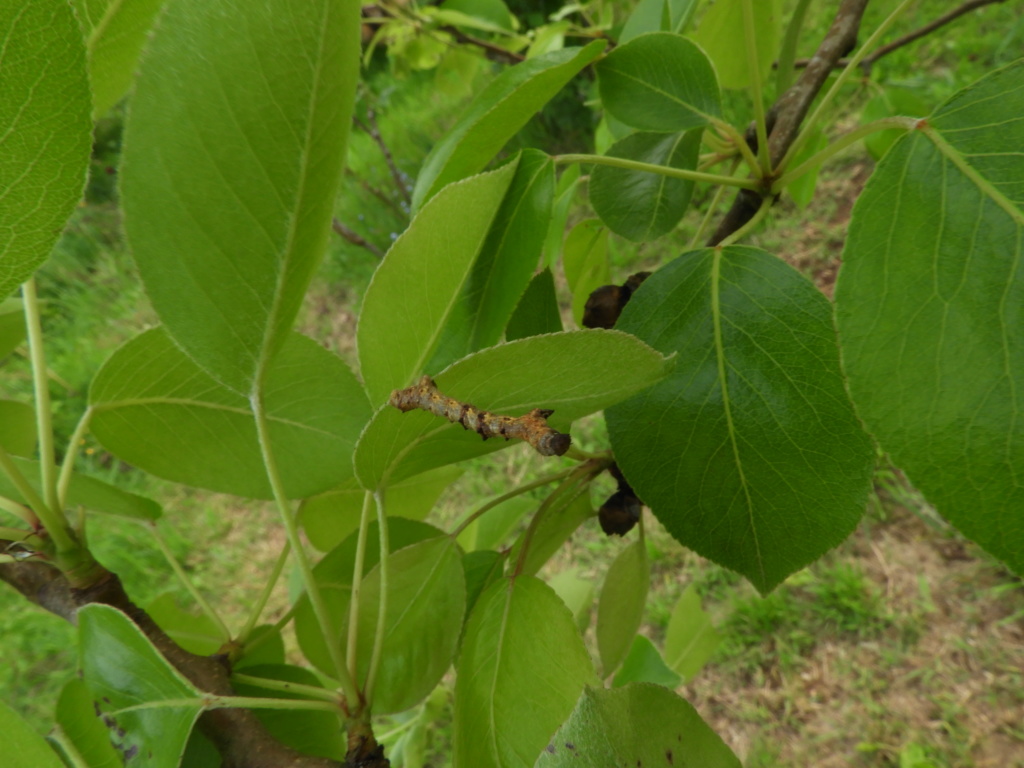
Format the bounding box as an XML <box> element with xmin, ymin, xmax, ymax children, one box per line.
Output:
<box><xmin>506</xmin><ymin>269</ymin><xmax>563</xmax><ymax>341</ymax></box>
<box><xmin>79</xmin><ymin>605</ymin><xmax>202</xmax><ymax>768</ymax></box>
<box><xmin>355</xmin><ymin>330</ymin><xmax>673</xmax><ymax>489</ymax></box>
<box><xmin>535</xmin><ymin>684</ymin><xmax>741</xmax><ymax>768</ymax></box>
<box><xmin>590</xmin><ymin>130</ymin><xmax>702</xmax><ymax>242</ymax></box>
<box><xmin>597</xmin><ymin>32</ymin><xmax>720</xmax><ymax>133</ymax></box>
<box><xmin>90</xmin><ymin>328</ymin><xmax>370</xmax><ymax>499</ymax></box>
<box><xmin>691</xmin><ymin>0</ymin><xmax>782</xmax><ymax>90</ymax></box>
<box><xmin>55</xmin><ymin>677</ymin><xmax>122</xmax><ymax>768</ymax></box>
<box><xmin>412</xmin><ymin>43</ymin><xmax>604</xmax><ymax>209</ymax></box>
<box><xmin>596</xmin><ymin>540</ymin><xmax>649</xmax><ymax>677</ymax></box>
<box><xmin>836</xmin><ymin>61</ymin><xmax>1024</xmax><ymax>575</ymax></box>
<box><xmin>454</xmin><ymin>576</ymin><xmax>596</xmax><ymax>768</ymax></box>
<box><xmin>664</xmin><ymin>584</ymin><xmax>720</xmax><ymax>681</ymax></box>
<box><xmin>607</xmin><ymin>247</ymin><xmax>874</xmax><ymax>593</ymax></box>
<box><xmin>0</xmin><ymin>698</ymin><xmax>64</xmax><ymax>768</ymax></box>
<box><xmin>0</xmin><ymin>0</ymin><xmax>91</xmax><ymax>301</ymax></box>
<box><xmin>120</xmin><ymin>0</ymin><xmax>360</xmax><ymax>393</ymax></box>
<box><xmin>358</xmin><ymin>163</ymin><xmax>518</xmax><ymax>406</ymax></box>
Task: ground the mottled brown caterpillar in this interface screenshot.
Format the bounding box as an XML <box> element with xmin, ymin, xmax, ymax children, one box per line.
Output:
<box><xmin>388</xmin><ymin>375</ymin><xmax>571</xmax><ymax>457</ymax></box>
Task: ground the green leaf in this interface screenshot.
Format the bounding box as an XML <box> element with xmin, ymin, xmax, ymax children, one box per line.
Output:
<box><xmin>836</xmin><ymin>61</ymin><xmax>1024</xmax><ymax>576</ymax></box>
<box><xmin>146</xmin><ymin>593</ymin><xmax>227</xmax><ymax>656</ymax></box>
<box><xmin>90</xmin><ymin>328</ymin><xmax>370</xmax><ymax>500</ymax></box>
<box><xmin>231</xmin><ymin>665</ymin><xmax>345</xmax><ymax>760</ymax></box>
<box><xmin>612</xmin><ymin>635</ymin><xmax>682</xmax><ymax>688</ymax></box>
<box><xmin>547</xmin><ymin>568</ymin><xmax>595</xmax><ymax>632</ymax></box>
<box><xmin>439</xmin><ymin>0</ymin><xmax>515</xmax><ymax>32</ymax></box>
<box><xmin>412</xmin><ymin>43</ymin><xmax>605</xmax><ymax>209</ymax></box>
<box><xmin>463</xmin><ymin>549</ymin><xmax>506</xmax><ymax>616</ymax></box>
<box><xmin>861</xmin><ymin>87</ymin><xmax>931</xmax><ymax>162</ymax></box>
<box><xmin>607</xmin><ymin>247</ymin><xmax>874</xmax><ymax>593</ymax></box>
<box><xmin>302</xmin><ymin>466</ymin><xmax>462</xmax><ymax>552</ymax></box>
<box><xmin>120</xmin><ymin>0</ymin><xmax>361</xmax><ymax>394</ymax></box>
<box><xmin>71</xmin><ymin>0</ymin><xmax>164</xmax><ymax>117</ymax></box>
<box><xmin>358</xmin><ymin>163</ymin><xmax>519</xmax><ymax>406</ymax></box>
<box><xmin>0</xmin><ymin>298</ymin><xmax>26</xmax><ymax>361</ymax></box>
<box><xmin>0</xmin><ymin>400</ymin><xmax>35</xmax><ymax>457</ymax></box>
<box><xmin>355</xmin><ymin>329</ymin><xmax>674</xmax><ymax>489</ymax></box>
<box><xmin>79</xmin><ymin>604</ymin><xmax>202</xmax><ymax>768</ymax></box>
<box><xmin>784</xmin><ymin>127</ymin><xmax>827</xmax><ymax>210</ymax></box>
<box><xmin>620</xmin><ymin>0</ymin><xmax>699</xmax><ymax>42</ymax></box>
<box><xmin>235</xmin><ymin>625</ymin><xmax>286</xmax><ymax>670</ymax></box>
<box><xmin>509</xmin><ymin>493</ymin><xmax>593</xmax><ymax>577</ymax></box>
<box><xmin>596</xmin><ymin>540</ymin><xmax>649</xmax><ymax>677</ymax></box>
<box><xmin>562</xmin><ymin>220</ymin><xmax>610</xmax><ymax>326</ymax></box>
<box><xmin>0</xmin><ymin>0</ymin><xmax>91</xmax><ymax>301</ymax></box>
<box><xmin>454</xmin><ymin>576</ymin><xmax>596</xmax><ymax>768</ymax></box>
<box><xmin>506</xmin><ymin>269</ymin><xmax>563</xmax><ymax>341</ymax></box>
<box><xmin>534</xmin><ymin>684</ymin><xmax>741</xmax><ymax>768</ymax></box>
<box><xmin>691</xmin><ymin>0</ymin><xmax>782</xmax><ymax>90</ymax></box>
<box><xmin>54</xmin><ymin>677</ymin><xmax>123</xmax><ymax>768</ymax></box>
<box><xmin>429</xmin><ymin>151</ymin><xmax>555</xmax><ymax>370</ymax></box>
<box><xmin>597</xmin><ymin>32</ymin><xmax>720</xmax><ymax>133</ymax></box>
<box><xmin>0</xmin><ymin>457</ymin><xmax>162</xmax><ymax>521</ymax></box>
<box><xmin>663</xmin><ymin>584</ymin><xmax>720</xmax><ymax>681</ymax></box>
<box><xmin>458</xmin><ymin>495</ymin><xmax>534</xmax><ymax>552</ymax></box>
<box><xmin>590</xmin><ymin>130</ymin><xmax>702</xmax><ymax>242</ymax></box>
<box><xmin>544</xmin><ymin>165</ymin><xmax>581</xmax><ymax>267</ymax></box>
<box><xmin>0</xmin><ymin>697</ymin><xmax>64</xmax><ymax>768</ymax></box>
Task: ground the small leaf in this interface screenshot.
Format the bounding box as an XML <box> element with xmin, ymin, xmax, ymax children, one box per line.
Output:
<box><xmin>590</xmin><ymin>130</ymin><xmax>702</xmax><ymax>242</ymax></box>
<box><xmin>860</xmin><ymin>87</ymin><xmax>930</xmax><ymax>161</ymax></box>
<box><xmin>458</xmin><ymin>496</ymin><xmax>534</xmax><ymax>552</ymax></box>
<box><xmin>54</xmin><ymin>677</ymin><xmax>123</xmax><ymax>768</ymax></box>
<box><xmin>71</xmin><ymin>0</ymin><xmax>164</xmax><ymax>116</ymax></box>
<box><xmin>547</xmin><ymin>568</ymin><xmax>595</xmax><ymax>632</ymax></box>
<box><xmin>90</xmin><ymin>328</ymin><xmax>370</xmax><ymax>500</ymax></box>
<box><xmin>612</xmin><ymin>635</ymin><xmax>682</xmax><ymax>688</ymax></box>
<box><xmin>0</xmin><ymin>698</ymin><xmax>64</xmax><ymax>768</ymax></box>
<box><xmin>506</xmin><ymin>269</ymin><xmax>563</xmax><ymax>341</ymax></box>
<box><xmin>596</xmin><ymin>541</ymin><xmax>650</xmax><ymax>677</ymax></box>
<box><xmin>534</xmin><ymin>684</ymin><xmax>741</xmax><ymax>768</ymax></box>
<box><xmin>79</xmin><ymin>605</ymin><xmax>202</xmax><ymax>768</ymax></box>
<box><xmin>355</xmin><ymin>330</ymin><xmax>673</xmax><ymax>489</ymax></box>
<box><xmin>121</xmin><ymin>0</ymin><xmax>361</xmax><ymax>393</ymax></box>
<box><xmin>544</xmin><ymin>165</ymin><xmax>581</xmax><ymax>267</ymax></box>
<box><xmin>0</xmin><ymin>400</ymin><xmax>35</xmax><ymax>457</ymax></box>
<box><xmin>562</xmin><ymin>219</ymin><xmax>610</xmax><ymax>326</ymax></box>
<box><xmin>597</xmin><ymin>32</ymin><xmax>720</xmax><ymax>133</ymax></box>
<box><xmin>0</xmin><ymin>0</ymin><xmax>92</xmax><ymax>301</ymax></box>
<box><xmin>0</xmin><ymin>299</ymin><xmax>26</xmax><ymax>361</ymax></box>
<box><xmin>509</xmin><ymin>493</ymin><xmax>593</xmax><ymax>577</ymax></box>
<box><xmin>836</xmin><ymin>61</ymin><xmax>1024</xmax><ymax>575</ymax></box>
<box><xmin>663</xmin><ymin>584</ymin><xmax>720</xmax><ymax>681</ymax></box>
<box><xmin>463</xmin><ymin>549</ymin><xmax>506</xmax><ymax>616</ymax></box>
<box><xmin>785</xmin><ymin>127</ymin><xmax>828</xmax><ymax>210</ymax></box>
<box><xmin>454</xmin><ymin>576</ymin><xmax>596</xmax><ymax>768</ymax></box>
<box><xmin>358</xmin><ymin>163</ymin><xmax>518</xmax><ymax>406</ymax></box>
<box><xmin>620</xmin><ymin>0</ymin><xmax>699</xmax><ymax>42</ymax></box>
<box><xmin>412</xmin><ymin>43</ymin><xmax>605</xmax><ymax>209</ymax></box>
<box><xmin>146</xmin><ymin>593</ymin><xmax>227</xmax><ymax>656</ymax></box>
<box><xmin>607</xmin><ymin>247</ymin><xmax>874</xmax><ymax>593</ymax></box>
<box><xmin>236</xmin><ymin>625</ymin><xmax>287</xmax><ymax>670</ymax></box>
<box><xmin>691</xmin><ymin>0</ymin><xmax>782</xmax><ymax>90</ymax></box>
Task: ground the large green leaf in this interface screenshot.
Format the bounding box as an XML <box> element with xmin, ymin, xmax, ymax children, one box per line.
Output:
<box><xmin>0</xmin><ymin>298</ymin><xmax>26</xmax><ymax>360</ymax></box>
<box><xmin>506</xmin><ymin>269</ymin><xmax>563</xmax><ymax>341</ymax></box>
<box><xmin>428</xmin><ymin>150</ymin><xmax>555</xmax><ymax>370</ymax></box>
<box><xmin>836</xmin><ymin>61</ymin><xmax>1024</xmax><ymax>575</ymax></box>
<box><xmin>71</xmin><ymin>0</ymin><xmax>165</xmax><ymax>116</ymax></box>
<box><xmin>79</xmin><ymin>604</ymin><xmax>202</xmax><ymax>768</ymax></box>
<box><xmin>589</xmin><ymin>130</ymin><xmax>702</xmax><ymax>242</ymax></box>
<box><xmin>90</xmin><ymin>328</ymin><xmax>370</xmax><ymax>499</ymax></box>
<box><xmin>454</xmin><ymin>576</ymin><xmax>596</xmax><ymax>768</ymax></box>
<box><xmin>663</xmin><ymin>583</ymin><xmax>720</xmax><ymax>681</ymax></box>
<box><xmin>358</xmin><ymin>163</ymin><xmax>518</xmax><ymax>406</ymax></box>
<box><xmin>120</xmin><ymin>0</ymin><xmax>360</xmax><ymax>394</ymax></box>
<box><xmin>596</xmin><ymin>540</ymin><xmax>649</xmax><ymax>677</ymax></box>
<box><xmin>690</xmin><ymin>0</ymin><xmax>782</xmax><ymax>90</ymax></box>
<box><xmin>54</xmin><ymin>677</ymin><xmax>123</xmax><ymax>768</ymax></box>
<box><xmin>412</xmin><ymin>43</ymin><xmax>604</xmax><ymax>209</ymax></box>
<box><xmin>596</xmin><ymin>32</ymin><xmax>720</xmax><ymax>133</ymax></box>
<box><xmin>354</xmin><ymin>330</ymin><xmax>674</xmax><ymax>489</ymax></box>
<box><xmin>534</xmin><ymin>684</ymin><xmax>741</xmax><ymax>768</ymax></box>
<box><xmin>607</xmin><ymin>247</ymin><xmax>874</xmax><ymax>593</ymax></box>
<box><xmin>0</xmin><ymin>698</ymin><xmax>64</xmax><ymax>768</ymax></box>
<box><xmin>0</xmin><ymin>0</ymin><xmax>91</xmax><ymax>301</ymax></box>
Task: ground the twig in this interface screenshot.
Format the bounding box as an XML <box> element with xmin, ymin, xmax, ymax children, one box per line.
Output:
<box><xmin>332</xmin><ymin>218</ymin><xmax>385</xmax><ymax>258</ymax></box>
<box><xmin>439</xmin><ymin>24</ymin><xmax>525</xmax><ymax>64</ymax></box>
<box><xmin>354</xmin><ymin>111</ymin><xmax>411</xmax><ymax>205</ymax></box>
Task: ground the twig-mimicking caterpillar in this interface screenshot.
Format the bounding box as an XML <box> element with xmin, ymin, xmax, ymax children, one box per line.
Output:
<box><xmin>388</xmin><ymin>376</ymin><xmax>571</xmax><ymax>457</ymax></box>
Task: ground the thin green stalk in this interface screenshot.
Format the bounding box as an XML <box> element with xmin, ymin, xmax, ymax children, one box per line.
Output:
<box><xmin>0</xmin><ymin>494</ymin><xmax>37</xmax><ymax>527</ymax></box>
<box><xmin>239</xmin><ymin>540</ymin><xmax>291</xmax><ymax>641</ymax></box>
<box><xmin>0</xmin><ymin>443</ymin><xmax>72</xmax><ymax>550</ymax></box>
<box><xmin>780</xmin><ymin>0</ymin><xmax>918</xmax><ymax>169</ymax></box>
<box><xmin>47</xmin><ymin>728</ymin><xmax>89</xmax><ymax>768</ymax></box>
<box><xmin>362</xmin><ymin>490</ymin><xmax>389</xmax><ymax>708</ymax></box>
<box><xmin>710</xmin><ymin>119</ymin><xmax>764</xmax><ymax>179</ymax></box>
<box><xmin>58</xmin><ymin>408</ymin><xmax>93</xmax><ymax>509</ymax></box>
<box><xmin>231</xmin><ymin>672</ymin><xmax>341</xmax><ymax>703</ymax></box>
<box><xmin>776</xmin><ymin>0</ymin><xmax>813</xmax><ymax>97</ymax></box>
<box><xmin>251</xmin><ymin>394</ymin><xmax>360</xmax><ymax>710</ymax></box>
<box><xmin>450</xmin><ymin>466</ymin><xmax>576</xmax><ymax>539</ymax></box>
<box><xmin>741</xmin><ymin>0</ymin><xmax>771</xmax><ymax>175</ymax></box>
<box><xmin>148</xmin><ymin>521</ymin><xmax>231</xmax><ymax>641</ymax></box>
<box><xmin>346</xmin><ymin>490</ymin><xmax>374</xmax><ymax>682</ymax></box>
<box><xmin>110</xmin><ymin>696</ymin><xmax>343</xmax><ymax>716</ymax></box>
<box><xmin>689</xmin><ymin>159</ymin><xmax>742</xmax><ymax>249</ymax></box>
<box><xmin>21</xmin><ymin>279</ymin><xmax>60</xmax><ymax>516</ymax></box>
<box><xmin>242</xmin><ymin>603</ymin><xmax>300</xmax><ymax>656</ymax></box>
<box><xmin>553</xmin><ymin>153</ymin><xmax>762</xmax><ymax>191</ymax></box>
<box><xmin>0</xmin><ymin>526</ymin><xmax>46</xmax><ymax>548</ymax></box>
<box><xmin>774</xmin><ymin>116</ymin><xmax>919</xmax><ymax>189</ymax></box>
<box><xmin>717</xmin><ymin>194</ymin><xmax>773</xmax><ymax>247</ymax></box>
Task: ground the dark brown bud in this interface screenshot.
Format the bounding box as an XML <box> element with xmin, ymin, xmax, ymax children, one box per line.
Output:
<box><xmin>598</xmin><ymin>489</ymin><xmax>642</xmax><ymax>536</ymax></box>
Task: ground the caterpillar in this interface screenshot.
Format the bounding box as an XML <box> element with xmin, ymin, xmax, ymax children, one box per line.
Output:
<box><xmin>388</xmin><ymin>375</ymin><xmax>571</xmax><ymax>457</ymax></box>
